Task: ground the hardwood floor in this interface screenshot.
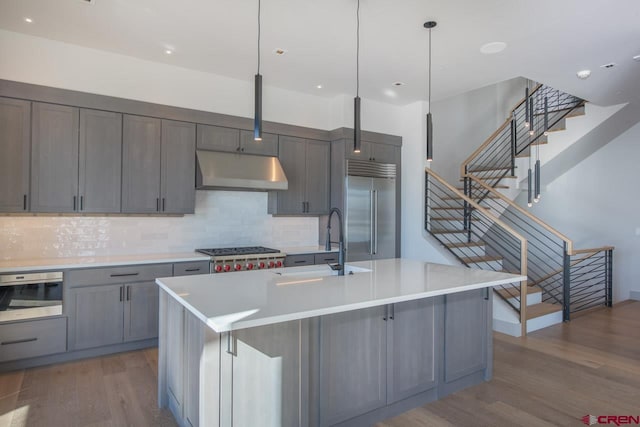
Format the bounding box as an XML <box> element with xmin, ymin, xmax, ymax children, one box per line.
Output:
<box><xmin>0</xmin><ymin>301</ymin><xmax>638</xmax><ymax>427</ymax></box>
<box><xmin>378</xmin><ymin>301</ymin><xmax>640</xmax><ymax>427</ymax></box>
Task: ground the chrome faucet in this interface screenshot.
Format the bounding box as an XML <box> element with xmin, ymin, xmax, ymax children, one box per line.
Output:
<box><xmin>325</xmin><ymin>207</ymin><xmax>346</xmax><ymax>276</ymax></box>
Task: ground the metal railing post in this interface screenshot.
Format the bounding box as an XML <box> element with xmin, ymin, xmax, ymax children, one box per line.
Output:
<box><xmin>424</xmin><ymin>171</ymin><xmax>430</xmax><ymax>231</ymax></box>
<box><xmin>607</xmin><ymin>249</ymin><xmax>613</xmax><ymax>307</ymax></box>
<box><xmin>563</xmin><ymin>243</ymin><xmax>571</xmax><ymax>321</ymax></box>
<box><xmin>510</xmin><ymin>115</ymin><xmax>516</xmax><ymax>176</ymax></box>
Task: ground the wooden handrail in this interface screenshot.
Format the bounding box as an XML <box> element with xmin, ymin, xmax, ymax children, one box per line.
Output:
<box><xmin>425</xmin><ymin>168</ymin><xmax>529</xmax><ymax>335</ymax></box>
<box><xmin>571</xmin><ymin>246</ymin><xmax>615</xmax><ymax>255</ymax></box>
<box><xmin>465</xmin><ymin>174</ymin><xmax>574</xmax><ymax>254</ymax></box>
<box><xmin>460</xmin><ymin>84</ymin><xmax>544</xmax><ymax>177</ymax></box>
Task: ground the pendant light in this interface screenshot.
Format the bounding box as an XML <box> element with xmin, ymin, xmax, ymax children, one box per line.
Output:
<box><xmin>424</xmin><ymin>20</ymin><xmax>437</xmax><ymax>162</ymax></box>
<box><xmin>253</xmin><ymin>0</ymin><xmax>263</xmax><ymax>141</ymax></box>
<box><xmin>353</xmin><ymin>0</ymin><xmax>361</xmax><ymax>153</ymax></box>
<box><xmin>524</xmin><ymin>81</ymin><xmax>530</xmax><ymax>129</ymax></box>
<box><xmin>527</xmin><ymin>133</ymin><xmax>533</xmax><ymax>207</ymax></box>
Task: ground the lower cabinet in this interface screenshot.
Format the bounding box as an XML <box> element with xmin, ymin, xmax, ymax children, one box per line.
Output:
<box><xmin>124</xmin><ymin>281</ymin><xmax>160</xmax><ymax>342</ymax></box>
<box><xmin>318</xmin><ymin>298</ymin><xmax>439</xmax><ymax>426</ymax></box>
<box><xmin>0</xmin><ymin>317</ymin><xmax>67</xmax><ymax>363</ymax></box>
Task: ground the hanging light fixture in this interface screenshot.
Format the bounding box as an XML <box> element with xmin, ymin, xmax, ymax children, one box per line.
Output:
<box><xmin>424</xmin><ymin>20</ymin><xmax>437</xmax><ymax>162</ymax></box>
<box><xmin>253</xmin><ymin>0</ymin><xmax>263</xmax><ymax>141</ymax></box>
<box><xmin>524</xmin><ymin>80</ymin><xmax>530</xmax><ymax>129</ymax></box>
<box><xmin>534</xmin><ymin>135</ymin><xmax>541</xmax><ymax>202</ymax></box>
<box><xmin>527</xmin><ymin>133</ymin><xmax>533</xmax><ymax>208</ymax></box>
<box><xmin>353</xmin><ymin>0</ymin><xmax>362</xmax><ymax>153</ymax></box>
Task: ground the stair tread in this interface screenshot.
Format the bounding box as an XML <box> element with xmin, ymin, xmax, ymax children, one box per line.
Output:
<box><xmin>525</xmin><ymin>302</ymin><xmax>563</xmax><ymax>320</ymax></box>
<box><xmin>461</xmin><ymin>255</ymin><xmax>503</xmax><ymax>263</ymax></box>
<box><xmin>431</xmin><ymin>229</ymin><xmax>467</xmax><ymax>234</ymax></box>
<box><xmin>467</xmin><ymin>166</ymin><xmax>514</xmax><ymax>173</ymax></box>
<box><xmin>458</xmin><ymin>185</ymin><xmax>509</xmax><ymax>190</ymax></box>
<box><xmin>444</xmin><ymin>241</ymin><xmax>485</xmax><ymax>248</ymax></box>
<box><xmin>432</xmin><ymin>217</ymin><xmax>465</xmax><ymax>221</ymax></box>
<box><xmin>459</xmin><ymin>175</ymin><xmax>517</xmax><ymax>181</ymax></box>
<box><xmin>442</xmin><ymin>194</ymin><xmax>501</xmax><ymax>200</ymax></box>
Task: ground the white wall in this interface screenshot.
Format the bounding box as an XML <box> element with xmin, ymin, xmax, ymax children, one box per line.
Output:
<box><xmin>526</xmin><ymin>120</ymin><xmax>640</xmax><ymax>301</ymax></box>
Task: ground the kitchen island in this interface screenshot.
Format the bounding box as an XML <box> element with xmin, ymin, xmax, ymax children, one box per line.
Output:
<box><xmin>156</xmin><ymin>258</ymin><xmax>525</xmax><ymax>427</ymax></box>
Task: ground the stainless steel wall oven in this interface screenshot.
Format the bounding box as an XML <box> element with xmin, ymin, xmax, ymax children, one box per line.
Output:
<box><xmin>0</xmin><ymin>272</ymin><xmax>63</xmax><ymax>322</ymax></box>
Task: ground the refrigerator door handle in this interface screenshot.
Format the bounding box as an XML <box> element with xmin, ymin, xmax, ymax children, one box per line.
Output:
<box><xmin>373</xmin><ymin>190</ymin><xmax>378</xmax><ymax>255</ymax></box>
<box><xmin>369</xmin><ymin>190</ymin><xmax>375</xmax><ymax>255</ymax></box>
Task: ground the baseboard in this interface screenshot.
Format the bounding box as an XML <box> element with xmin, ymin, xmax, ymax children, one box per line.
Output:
<box><xmin>493</xmin><ymin>318</ymin><xmax>522</xmax><ymax>337</ymax></box>
<box><xmin>630</xmin><ymin>290</ymin><xmax>640</xmax><ymax>301</ymax></box>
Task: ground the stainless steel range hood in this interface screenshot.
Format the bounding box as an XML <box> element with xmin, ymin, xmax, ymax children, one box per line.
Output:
<box><xmin>196</xmin><ymin>150</ymin><xmax>288</xmax><ymax>191</ymax></box>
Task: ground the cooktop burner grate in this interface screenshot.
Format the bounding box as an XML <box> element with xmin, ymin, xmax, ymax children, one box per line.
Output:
<box><xmin>196</xmin><ymin>246</ymin><xmax>280</xmax><ymax>257</ymax></box>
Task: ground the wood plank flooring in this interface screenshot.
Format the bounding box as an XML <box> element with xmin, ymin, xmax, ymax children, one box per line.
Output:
<box><xmin>0</xmin><ymin>301</ymin><xmax>638</xmax><ymax>427</ymax></box>
<box><xmin>378</xmin><ymin>301</ymin><xmax>640</xmax><ymax>427</ymax></box>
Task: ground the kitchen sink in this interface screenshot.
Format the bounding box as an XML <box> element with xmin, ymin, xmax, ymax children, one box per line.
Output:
<box><xmin>272</xmin><ymin>264</ymin><xmax>372</xmax><ymax>278</ymax></box>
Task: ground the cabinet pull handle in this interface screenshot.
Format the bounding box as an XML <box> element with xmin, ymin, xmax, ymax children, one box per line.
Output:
<box><xmin>389</xmin><ymin>304</ymin><xmax>394</xmax><ymax>320</ymax></box>
<box><xmin>185</xmin><ymin>268</ymin><xmax>200</xmax><ymax>272</ymax></box>
<box><xmin>80</xmin><ymin>195</ymin><xmax>84</xmax><ymax>211</ymax></box>
<box><xmin>2</xmin><ymin>337</ymin><xmax>37</xmax><ymax>346</ymax></box>
<box><xmin>156</xmin><ymin>198</ymin><xmax>160</xmax><ymax>212</ymax></box>
<box><xmin>162</xmin><ymin>198</ymin><xmax>166</xmax><ymax>211</ymax></box>
<box><xmin>226</xmin><ymin>332</ymin><xmax>237</xmax><ymax>356</ymax></box>
<box><xmin>301</xmin><ymin>201</ymin><xmax>305</xmax><ymax>213</ymax></box>
<box><xmin>110</xmin><ymin>272</ymin><xmax>139</xmax><ymax>278</ymax></box>
<box><xmin>294</xmin><ymin>260</ymin><xmax>306</xmax><ymax>264</ymax></box>
<box><xmin>119</xmin><ymin>286</ymin><xmax>124</xmax><ymax>302</ymax></box>
<box><xmin>484</xmin><ymin>287</ymin><xmax>489</xmax><ymax>300</ymax></box>
<box><xmin>127</xmin><ymin>286</ymin><xmax>131</xmax><ymax>301</ymax></box>
<box><xmin>383</xmin><ymin>305</ymin><xmax>388</xmax><ymax>321</ymax></box>
<box><xmin>23</xmin><ymin>194</ymin><xmax>27</xmax><ymax>211</ymax></box>
<box><xmin>73</xmin><ymin>195</ymin><xmax>77</xmax><ymax>211</ymax></box>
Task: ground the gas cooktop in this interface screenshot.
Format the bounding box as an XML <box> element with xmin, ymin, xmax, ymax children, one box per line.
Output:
<box><xmin>196</xmin><ymin>246</ymin><xmax>281</xmax><ymax>257</ymax></box>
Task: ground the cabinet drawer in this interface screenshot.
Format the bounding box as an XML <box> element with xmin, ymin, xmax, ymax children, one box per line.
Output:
<box><xmin>314</xmin><ymin>253</ymin><xmax>339</xmax><ymax>265</ymax></box>
<box><xmin>66</xmin><ymin>263</ymin><xmax>173</xmax><ymax>287</ymax></box>
<box><xmin>284</xmin><ymin>254</ymin><xmax>315</xmax><ymax>267</ymax></box>
<box><xmin>0</xmin><ymin>317</ymin><xmax>67</xmax><ymax>362</ymax></box>
<box><xmin>174</xmin><ymin>261</ymin><xmax>210</xmax><ymax>276</ymax></box>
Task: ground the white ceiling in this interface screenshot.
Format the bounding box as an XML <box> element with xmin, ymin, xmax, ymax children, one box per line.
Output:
<box><xmin>1</xmin><ymin>0</ymin><xmax>639</xmax><ymax>106</ymax></box>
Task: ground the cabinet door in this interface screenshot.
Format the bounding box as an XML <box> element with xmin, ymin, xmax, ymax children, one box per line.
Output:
<box><xmin>0</xmin><ymin>97</ymin><xmax>30</xmax><ymax>212</ymax></box>
<box><xmin>444</xmin><ymin>289</ymin><xmax>488</xmax><ymax>383</ymax></box>
<box><xmin>345</xmin><ymin>140</ymin><xmax>372</xmax><ymax>161</ymax></box>
<box><xmin>240</xmin><ymin>130</ymin><xmax>278</xmax><ymax>156</ymax></box>
<box><xmin>79</xmin><ymin>109</ymin><xmax>122</xmax><ymax>213</ymax></box>
<box><xmin>304</xmin><ymin>140</ymin><xmax>330</xmax><ymax>214</ymax></box>
<box><xmin>319</xmin><ymin>306</ymin><xmax>387</xmax><ymax>426</ymax></box>
<box><xmin>276</xmin><ymin>136</ymin><xmax>306</xmax><ymax>214</ymax></box>
<box><xmin>67</xmin><ymin>284</ymin><xmax>124</xmax><ymax>351</ymax></box>
<box><xmin>371</xmin><ymin>142</ymin><xmax>397</xmax><ymax>164</ymax></box>
<box><xmin>166</xmin><ymin>299</ymin><xmax>185</xmax><ymax>418</ymax></box>
<box><xmin>196</xmin><ymin>124</ymin><xmax>239</xmax><ymax>152</ymax></box>
<box><xmin>122</xmin><ymin>115</ymin><xmax>161</xmax><ymax>213</ymax></box>
<box><xmin>31</xmin><ymin>102</ymin><xmax>79</xmax><ymax>212</ymax></box>
<box><xmin>233</xmin><ymin>321</ymin><xmax>306</xmax><ymax>427</ymax></box>
<box><xmin>387</xmin><ymin>299</ymin><xmax>438</xmax><ymax>404</ymax></box>
<box><xmin>161</xmin><ymin>120</ymin><xmax>196</xmax><ymax>214</ymax></box>
<box><xmin>124</xmin><ymin>281</ymin><xmax>159</xmax><ymax>342</ymax></box>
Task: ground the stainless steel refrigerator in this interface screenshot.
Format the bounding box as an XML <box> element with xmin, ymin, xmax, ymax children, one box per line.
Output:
<box><xmin>345</xmin><ymin>161</ymin><xmax>397</xmax><ymax>262</ymax></box>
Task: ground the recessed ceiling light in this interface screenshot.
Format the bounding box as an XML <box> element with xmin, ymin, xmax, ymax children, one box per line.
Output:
<box><xmin>24</xmin><ymin>17</ymin><xmax>33</xmax><ymax>23</ymax></box>
<box><xmin>273</xmin><ymin>48</ymin><xmax>287</xmax><ymax>56</ymax></box>
<box><xmin>633</xmin><ymin>55</ymin><xmax>640</xmax><ymax>62</ymax></box>
<box><xmin>316</xmin><ymin>84</ymin><xmax>323</xmax><ymax>89</ymax></box>
<box><xmin>600</xmin><ymin>63</ymin><xmax>616</xmax><ymax>69</ymax></box>
<box><xmin>480</xmin><ymin>41</ymin><xmax>507</xmax><ymax>54</ymax></box>
<box><xmin>392</xmin><ymin>82</ymin><xmax>405</xmax><ymax>87</ymax></box>
<box><xmin>165</xmin><ymin>49</ymin><xmax>173</xmax><ymax>55</ymax></box>
<box><xmin>576</xmin><ymin>69</ymin><xmax>591</xmax><ymax>79</ymax></box>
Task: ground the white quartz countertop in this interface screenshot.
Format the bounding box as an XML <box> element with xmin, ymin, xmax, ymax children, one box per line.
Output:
<box><xmin>280</xmin><ymin>245</ymin><xmax>338</xmax><ymax>255</ymax></box>
<box><xmin>156</xmin><ymin>258</ymin><xmax>526</xmax><ymax>333</ymax></box>
<box><xmin>0</xmin><ymin>252</ymin><xmax>210</xmax><ymax>273</ymax></box>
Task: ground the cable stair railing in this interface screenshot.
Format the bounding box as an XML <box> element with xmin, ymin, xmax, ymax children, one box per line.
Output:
<box><xmin>425</xmin><ymin>168</ymin><xmax>529</xmax><ymax>336</ymax></box>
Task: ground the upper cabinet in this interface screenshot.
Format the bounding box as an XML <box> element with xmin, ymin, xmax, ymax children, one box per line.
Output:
<box><xmin>0</xmin><ymin>97</ymin><xmax>30</xmax><ymax>212</ymax></box>
<box><xmin>79</xmin><ymin>109</ymin><xmax>123</xmax><ymax>213</ymax></box>
<box><xmin>346</xmin><ymin>140</ymin><xmax>398</xmax><ymax>164</ymax></box>
<box><xmin>122</xmin><ymin>115</ymin><xmax>196</xmax><ymax>214</ymax></box>
<box><xmin>31</xmin><ymin>102</ymin><xmax>80</xmax><ymax>213</ymax></box>
<box><xmin>197</xmin><ymin>124</ymin><xmax>277</xmax><ymax>156</ymax></box>
<box><xmin>269</xmin><ymin>136</ymin><xmax>330</xmax><ymax>215</ymax></box>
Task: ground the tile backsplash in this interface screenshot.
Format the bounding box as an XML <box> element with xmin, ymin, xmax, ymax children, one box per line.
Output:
<box><xmin>0</xmin><ymin>191</ymin><xmax>319</xmax><ymax>260</ymax></box>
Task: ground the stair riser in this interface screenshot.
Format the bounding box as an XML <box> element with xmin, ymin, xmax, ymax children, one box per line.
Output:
<box><xmin>506</xmin><ymin>292</ymin><xmax>542</xmax><ymax>306</ymax></box>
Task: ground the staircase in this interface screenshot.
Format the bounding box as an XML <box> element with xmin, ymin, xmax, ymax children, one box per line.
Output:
<box><xmin>425</xmin><ymin>83</ymin><xmax>614</xmax><ymax>336</ymax></box>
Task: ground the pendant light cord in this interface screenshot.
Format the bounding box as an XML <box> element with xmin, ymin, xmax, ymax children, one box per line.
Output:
<box><xmin>428</xmin><ymin>27</ymin><xmax>432</xmax><ymax>114</ymax></box>
<box><xmin>356</xmin><ymin>0</ymin><xmax>360</xmax><ymax>97</ymax></box>
<box><xmin>257</xmin><ymin>0</ymin><xmax>261</xmax><ymax>75</ymax></box>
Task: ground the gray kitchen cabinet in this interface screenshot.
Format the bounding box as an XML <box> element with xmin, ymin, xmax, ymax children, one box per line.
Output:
<box><xmin>269</xmin><ymin>136</ymin><xmax>330</xmax><ymax>215</ymax></box>
<box><xmin>124</xmin><ymin>281</ymin><xmax>159</xmax><ymax>342</ymax></box>
<box><xmin>197</xmin><ymin>124</ymin><xmax>239</xmax><ymax>153</ymax></box>
<box><xmin>240</xmin><ymin>130</ymin><xmax>278</xmax><ymax>156</ymax></box>
<box><xmin>79</xmin><ymin>109</ymin><xmax>122</xmax><ymax>213</ymax></box>
<box><xmin>387</xmin><ymin>298</ymin><xmax>438</xmax><ymax>404</ymax></box>
<box><xmin>346</xmin><ymin>140</ymin><xmax>396</xmax><ymax>163</ymax></box>
<box><xmin>184</xmin><ymin>310</ymin><xmax>203</xmax><ymax>427</ymax></box>
<box><xmin>284</xmin><ymin>254</ymin><xmax>315</xmax><ymax>267</ymax></box>
<box><xmin>161</xmin><ymin>120</ymin><xmax>196</xmax><ymax>214</ymax></box>
<box><xmin>0</xmin><ymin>317</ymin><xmax>67</xmax><ymax>363</ymax></box>
<box><xmin>0</xmin><ymin>97</ymin><xmax>30</xmax><ymax>212</ymax></box>
<box><xmin>443</xmin><ymin>289</ymin><xmax>488</xmax><ymax>383</ymax></box>
<box><xmin>67</xmin><ymin>284</ymin><xmax>124</xmax><ymax>351</ymax></box>
<box><xmin>30</xmin><ymin>102</ymin><xmax>79</xmax><ymax>212</ymax></box>
<box><xmin>166</xmin><ymin>297</ymin><xmax>185</xmax><ymax>420</ymax></box>
<box><xmin>319</xmin><ymin>305</ymin><xmax>387</xmax><ymax>426</ymax></box>
<box><xmin>122</xmin><ymin>115</ymin><xmax>162</xmax><ymax>213</ymax></box>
